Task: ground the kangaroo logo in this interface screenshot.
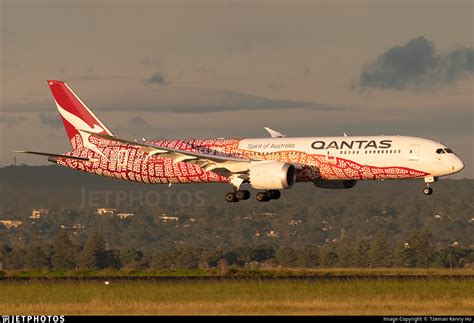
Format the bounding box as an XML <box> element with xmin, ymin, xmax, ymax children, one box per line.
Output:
<box><xmin>56</xmin><ymin>103</ymin><xmax>108</xmax><ymax>160</ymax></box>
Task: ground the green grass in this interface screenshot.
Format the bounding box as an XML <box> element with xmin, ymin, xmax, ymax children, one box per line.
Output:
<box><xmin>0</xmin><ymin>279</ymin><xmax>472</xmax><ymax>315</ymax></box>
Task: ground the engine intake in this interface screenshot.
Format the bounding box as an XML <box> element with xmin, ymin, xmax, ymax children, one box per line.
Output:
<box><xmin>249</xmin><ymin>162</ymin><xmax>296</xmax><ymax>190</ymax></box>
<box><xmin>313</xmin><ymin>179</ymin><xmax>357</xmax><ymax>189</ymax></box>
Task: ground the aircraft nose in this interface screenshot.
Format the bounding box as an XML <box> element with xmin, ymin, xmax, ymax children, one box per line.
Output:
<box><xmin>452</xmin><ymin>156</ymin><xmax>465</xmax><ymax>173</ymax></box>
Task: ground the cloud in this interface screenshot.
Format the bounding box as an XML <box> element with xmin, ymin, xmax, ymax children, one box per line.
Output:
<box><xmin>302</xmin><ymin>66</ymin><xmax>312</xmax><ymax>79</ymax></box>
<box><xmin>39</xmin><ymin>114</ymin><xmax>62</xmax><ymax>128</ymax></box>
<box><xmin>130</xmin><ymin>116</ymin><xmax>149</xmax><ymax>127</ymax></box>
<box><xmin>2</xmin><ymin>86</ymin><xmax>340</xmax><ymax>114</ymax></box>
<box><xmin>146</xmin><ymin>72</ymin><xmax>168</xmax><ymax>85</ymax></box>
<box><xmin>358</xmin><ymin>36</ymin><xmax>474</xmax><ymax>90</ymax></box>
<box><xmin>267</xmin><ymin>80</ymin><xmax>284</xmax><ymax>90</ymax></box>
<box><xmin>140</xmin><ymin>57</ymin><xmax>161</xmax><ymax>66</ymax></box>
<box><xmin>267</xmin><ymin>73</ymin><xmax>287</xmax><ymax>90</ymax></box>
<box><xmin>69</xmin><ymin>74</ymin><xmax>124</xmax><ymax>81</ymax></box>
<box><xmin>0</xmin><ymin>115</ymin><xmax>26</xmax><ymax>127</ymax></box>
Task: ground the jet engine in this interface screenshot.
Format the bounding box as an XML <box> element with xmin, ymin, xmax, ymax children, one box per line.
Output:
<box><xmin>313</xmin><ymin>179</ymin><xmax>357</xmax><ymax>189</ymax></box>
<box><xmin>249</xmin><ymin>162</ymin><xmax>296</xmax><ymax>190</ymax></box>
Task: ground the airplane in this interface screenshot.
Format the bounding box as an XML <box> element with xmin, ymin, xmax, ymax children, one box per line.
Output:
<box><xmin>16</xmin><ymin>80</ymin><xmax>465</xmax><ymax>202</ymax></box>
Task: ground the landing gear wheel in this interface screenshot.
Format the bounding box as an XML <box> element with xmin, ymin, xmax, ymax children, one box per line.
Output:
<box><xmin>256</xmin><ymin>192</ymin><xmax>269</xmax><ymax>202</ymax></box>
<box><xmin>235</xmin><ymin>190</ymin><xmax>250</xmax><ymax>200</ymax></box>
<box><xmin>243</xmin><ymin>190</ymin><xmax>251</xmax><ymax>200</ymax></box>
<box><xmin>268</xmin><ymin>190</ymin><xmax>281</xmax><ymax>200</ymax></box>
<box><xmin>423</xmin><ymin>187</ymin><xmax>433</xmax><ymax>195</ymax></box>
<box><xmin>225</xmin><ymin>192</ymin><xmax>238</xmax><ymax>202</ymax></box>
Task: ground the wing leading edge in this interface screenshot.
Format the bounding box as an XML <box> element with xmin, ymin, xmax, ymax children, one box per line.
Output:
<box><xmin>80</xmin><ymin>130</ymin><xmax>252</xmax><ymax>174</ymax></box>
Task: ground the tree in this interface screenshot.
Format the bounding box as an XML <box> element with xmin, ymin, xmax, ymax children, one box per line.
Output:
<box><xmin>354</xmin><ymin>237</ymin><xmax>371</xmax><ymax>267</ymax></box>
<box><xmin>0</xmin><ymin>244</ymin><xmax>12</xmax><ymax>270</ymax></box>
<box><xmin>368</xmin><ymin>231</ymin><xmax>392</xmax><ymax>267</ymax></box>
<box><xmin>275</xmin><ymin>246</ymin><xmax>298</xmax><ymax>267</ymax></box>
<box><xmin>320</xmin><ymin>244</ymin><xmax>338</xmax><ymax>267</ymax></box>
<box><xmin>433</xmin><ymin>246</ymin><xmax>470</xmax><ymax>269</ymax></box>
<box><xmin>175</xmin><ymin>247</ymin><xmax>199</xmax><ymax>269</ymax></box>
<box><xmin>79</xmin><ymin>233</ymin><xmax>108</xmax><ymax>269</ymax></box>
<box><xmin>150</xmin><ymin>249</ymin><xmax>176</xmax><ymax>269</ymax></box>
<box><xmin>250</xmin><ymin>245</ymin><xmax>275</xmax><ymax>263</ymax></box>
<box><xmin>220</xmin><ymin>250</ymin><xmax>244</xmax><ymax>267</ymax></box>
<box><xmin>297</xmin><ymin>245</ymin><xmax>319</xmax><ymax>268</ymax></box>
<box><xmin>105</xmin><ymin>249</ymin><xmax>122</xmax><ymax>269</ymax></box>
<box><xmin>393</xmin><ymin>242</ymin><xmax>416</xmax><ymax>268</ymax></box>
<box><xmin>412</xmin><ymin>229</ymin><xmax>433</xmax><ymax>268</ymax></box>
<box><xmin>25</xmin><ymin>243</ymin><xmax>50</xmax><ymax>269</ymax></box>
<box><xmin>338</xmin><ymin>235</ymin><xmax>354</xmax><ymax>267</ymax></box>
<box><xmin>120</xmin><ymin>249</ymin><xmax>144</xmax><ymax>269</ymax></box>
<box><xmin>51</xmin><ymin>231</ymin><xmax>78</xmax><ymax>269</ymax></box>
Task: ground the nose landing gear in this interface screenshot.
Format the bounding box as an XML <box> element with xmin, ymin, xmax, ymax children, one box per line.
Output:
<box><xmin>423</xmin><ymin>176</ymin><xmax>436</xmax><ymax>195</ymax></box>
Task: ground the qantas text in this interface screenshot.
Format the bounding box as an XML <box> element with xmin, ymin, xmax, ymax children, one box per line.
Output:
<box><xmin>311</xmin><ymin>140</ymin><xmax>392</xmax><ymax>150</ymax></box>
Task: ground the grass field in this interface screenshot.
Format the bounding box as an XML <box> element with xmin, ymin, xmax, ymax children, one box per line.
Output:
<box><xmin>0</xmin><ymin>279</ymin><xmax>473</xmax><ymax>315</ymax></box>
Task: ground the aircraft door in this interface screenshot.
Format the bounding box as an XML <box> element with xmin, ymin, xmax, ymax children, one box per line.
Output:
<box><xmin>325</xmin><ymin>148</ymin><xmax>337</xmax><ymax>164</ymax></box>
<box><xmin>409</xmin><ymin>144</ymin><xmax>420</xmax><ymax>161</ymax></box>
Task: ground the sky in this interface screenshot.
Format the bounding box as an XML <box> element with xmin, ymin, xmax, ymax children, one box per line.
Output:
<box><xmin>0</xmin><ymin>0</ymin><xmax>472</xmax><ymax>178</ymax></box>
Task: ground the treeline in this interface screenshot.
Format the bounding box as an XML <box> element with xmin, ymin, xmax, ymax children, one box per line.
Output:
<box><xmin>1</xmin><ymin>230</ymin><xmax>472</xmax><ymax>270</ymax></box>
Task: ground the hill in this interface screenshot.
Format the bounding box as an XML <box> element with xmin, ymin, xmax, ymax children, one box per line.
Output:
<box><xmin>0</xmin><ymin>165</ymin><xmax>472</xmax><ymax>270</ymax></box>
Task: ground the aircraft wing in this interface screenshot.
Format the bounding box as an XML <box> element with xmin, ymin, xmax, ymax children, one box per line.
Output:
<box><xmin>81</xmin><ymin>130</ymin><xmax>251</xmax><ymax>174</ymax></box>
<box><xmin>14</xmin><ymin>151</ymin><xmax>98</xmax><ymax>162</ymax></box>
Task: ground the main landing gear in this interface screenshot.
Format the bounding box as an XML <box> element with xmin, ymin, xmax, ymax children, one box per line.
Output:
<box><xmin>225</xmin><ymin>190</ymin><xmax>251</xmax><ymax>203</ymax></box>
<box><xmin>255</xmin><ymin>190</ymin><xmax>281</xmax><ymax>202</ymax></box>
<box><xmin>224</xmin><ymin>189</ymin><xmax>281</xmax><ymax>202</ymax></box>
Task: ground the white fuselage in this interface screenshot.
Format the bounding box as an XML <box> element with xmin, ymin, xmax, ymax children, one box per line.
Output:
<box><xmin>237</xmin><ymin>135</ymin><xmax>464</xmax><ymax>179</ymax></box>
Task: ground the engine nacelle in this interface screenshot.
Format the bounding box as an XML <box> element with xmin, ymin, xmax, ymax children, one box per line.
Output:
<box><xmin>249</xmin><ymin>162</ymin><xmax>296</xmax><ymax>190</ymax></box>
<box><xmin>313</xmin><ymin>179</ymin><xmax>357</xmax><ymax>189</ymax></box>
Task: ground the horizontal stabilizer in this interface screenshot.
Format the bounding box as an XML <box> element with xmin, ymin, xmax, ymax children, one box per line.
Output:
<box><xmin>13</xmin><ymin>151</ymin><xmax>96</xmax><ymax>163</ymax></box>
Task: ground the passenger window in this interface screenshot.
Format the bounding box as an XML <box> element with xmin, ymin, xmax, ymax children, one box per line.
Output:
<box><xmin>436</xmin><ymin>148</ymin><xmax>445</xmax><ymax>154</ymax></box>
<box><xmin>444</xmin><ymin>148</ymin><xmax>454</xmax><ymax>154</ymax></box>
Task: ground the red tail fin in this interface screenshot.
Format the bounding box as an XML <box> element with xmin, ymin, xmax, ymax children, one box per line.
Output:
<box><xmin>47</xmin><ymin>80</ymin><xmax>113</xmax><ymax>150</ymax></box>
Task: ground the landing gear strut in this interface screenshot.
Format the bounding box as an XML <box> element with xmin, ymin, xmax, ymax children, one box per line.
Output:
<box><xmin>423</xmin><ymin>176</ymin><xmax>436</xmax><ymax>196</ymax></box>
<box><xmin>256</xmin><ymin>190</ymin><xmax>281</xmax><ymax>202</ymax></box>
<box><xmin>225</xmin><ymin>190</ymin><xmax>251</xmax><ymax>203</ymax></box>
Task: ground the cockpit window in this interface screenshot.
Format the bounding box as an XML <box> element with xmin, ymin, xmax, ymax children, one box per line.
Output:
<box><xmin>444</xmin><ymin>148</ymin><xmax>454</xmax><ymax>154</ymax></box>
<box><xmin>436</xmin><ymin>148</ymin><xmax>445</xmax><ymax>154</ymax></box>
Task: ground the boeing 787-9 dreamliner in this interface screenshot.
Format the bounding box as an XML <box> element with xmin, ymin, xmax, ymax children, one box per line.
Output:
<box><xmin>16</xmin><ymin>80</ymin><xmax>465</xmax><ymax>202</ymax></box>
